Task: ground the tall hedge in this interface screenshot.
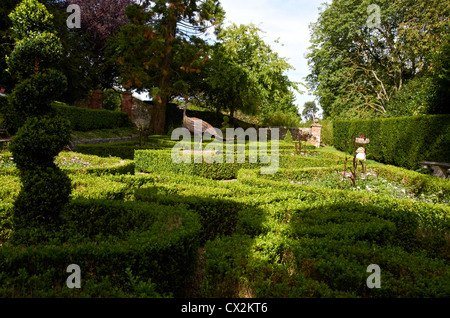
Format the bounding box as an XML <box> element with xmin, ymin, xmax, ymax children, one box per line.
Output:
<box><xmin>333</xmin><ymin>115</ymin><xmax>450</xmax><ymax>170</ymax></box>
<box><xmin>52</xmin><ymin>101</ymin><xmax>130</xmax><ymax>131</ymax></box>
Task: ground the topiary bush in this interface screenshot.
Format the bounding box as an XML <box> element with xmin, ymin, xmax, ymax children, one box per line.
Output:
<box><xmin>5</xmin><ymin>0</ymin><xmax>72</xmax><ymax>245</ymax></box>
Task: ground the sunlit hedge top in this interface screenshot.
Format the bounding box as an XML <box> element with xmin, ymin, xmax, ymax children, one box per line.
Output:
<box><xmin>8</xmin><ymin>0</ymin><xmax>55</xmax><ymax>41</ymax></box>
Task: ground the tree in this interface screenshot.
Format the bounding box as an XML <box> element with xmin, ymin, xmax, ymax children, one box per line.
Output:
<box><xmin>307</xmin><ymin>0</ymin><xmax>449</xmax><ymax>119</ymax></box>
<box><xmin>64</xmin><ymin>0</ymin><xmax>133</xmax><ymax>93</ymax></box>
<box><xmin>302</xmin><ymin>101</ymin><xmax>318</xmax><ymax>122</ymax></box>
<box><xmin>0</xmin><ymin>0</ymin><xmax>21</xmax><ymax>91</ymax></box>
<box><xmin>204</xmin><ymin>23</ymin><xmax>301</xmax><ymax>124</ymax></box>
<box><xmin>6</xmin><ymin>0</ymin><xmax>72</xmax><ymax>245</ymax></box>
<box><xmin>428</xmin><ymin>36</ymin><xmax>450</xmax><ymax>114</ymax></box>
<box><xmin>110</xmin><ymin>0</ymin><xmax>225</xmax><ymax>134</ymax></box>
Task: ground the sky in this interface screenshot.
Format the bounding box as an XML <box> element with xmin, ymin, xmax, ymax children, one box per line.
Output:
<box><xmin>219</xmin><ymin>0</ymin><xmax>330</xmax><ymax>119</ymax></box>
<box><xmin>134</xmin><ymin>0</ymin><xmax>330</xmax><ymax>119</ymax></box>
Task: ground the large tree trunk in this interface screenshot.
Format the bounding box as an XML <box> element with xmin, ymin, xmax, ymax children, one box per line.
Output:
<box><xmin>151</xmin><ymin>10</ymin><xmax>177</xmax><ymax>135</ymax></box>
<box><xmin>229</xmin><ymin>104</ymin><xmax>235</xmax><ymax>126</ymax></box>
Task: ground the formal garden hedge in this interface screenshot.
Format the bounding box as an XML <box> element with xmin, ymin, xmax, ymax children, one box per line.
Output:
<box><xmin>1</xmin><ymin>140</ymin><xmax>449</xmax><ymax>298</ymax></box>
<box><xmin>0</xmin><ymin>199</ymin><xmax>200</xmax><ymax>297</ymax></box>
<box><xmin>333</xmin><ymin>115</ymin><xmax>450</xmax><ymax>170</ymax></box>
<box><xmin>134</xmin><ymin>144</ymin><xmax>341</xmax><ymax>180</ymax></box>
<box><xmin>52</xmin><ymin>101</ymin><xmax>130</xmax><ymax>131</ymax></box>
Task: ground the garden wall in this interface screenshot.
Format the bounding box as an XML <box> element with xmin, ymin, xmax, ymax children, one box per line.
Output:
<box><xmin>333</xmin><ymin>115</ymin><xmax>450</xmax><ymax>170</ymax></box>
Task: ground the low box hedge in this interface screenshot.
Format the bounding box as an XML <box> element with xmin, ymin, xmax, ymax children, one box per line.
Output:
<box><xmin>1</xmin><ymin>152</ymin><xmax>135</xmax><ymax>177</ymax></box>
<box><xmin>0</xmin><ymin>199</ymin><xmax>201</xmax><ymax>297</ymax></box>
<box><xmin>134</xmin><ymin>183</ymin><xmax>245</xmax><ymax>243</ymax></box>
<box><xmin>74</xmin><ymin>137</ymin><xmax>180</xmax><ymax>160</ymax></box>
<box><xmin>203</xmin><ymin>187</ymin><xmax>450</xmax><ymax>298</ymax></box>
<box><xmin>75</xmin><ymin>141</ymin><xmax>143</xmax><ymax>160</ymax></box>
<box><xmin>135</xmin><ymin>149</ymin><xmax>265</xmax><ymax>180</ymax></box>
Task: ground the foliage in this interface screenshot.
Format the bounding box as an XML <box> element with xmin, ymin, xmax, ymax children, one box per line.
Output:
<box><xmin>307</xmin><ymin>0</ymin><xmax>449</xmax><ymax>119</ymax></box>
<box><xmin>9</xmin><ymin>116</ymin><xmax>71</xmax><ymax>169</ymax></box>
<box><xmin>1</xmin><ymin>151</ymin><xmax>135</xmax><ymax>177</ymax></box>
<box><xmin>52</xmin><ymin>101</ymin><xmax>130</xmax><ymax>131</ymax></box>
<box><xmin>428</xmin><ymin>37</ymin><xmax>450</xmax><ymax>114</ymax></box>
<box><xmin>283</xmin><ymin>130</ymin><xmax>293</xmax><ymax>142</ymax></box>
<box><xmin>102</xmin><ymin>88</ymin><xmax>122</xmax><ymax>111</ymax></box>
<box><xmin>204</xmin><ymin>23</ymin><xmax>301</xmax><ymax>123</ymax></box>
<box><xmin>333</xmin><ymin>115</ymin><xmax>450</xmax><ymax>170</ymax></box>
<box><xmin>135</xmin><ymin>149</ymin><xmax>264</xmax><ymax>180</ymax></box>
<box><xmin>6</xmin><ymin>0</ymin><xmax>72</xmax><ymax>245</ymax></box>
<box><xmin>75</xmin><ymin>140</ymin><xmax>159</xmax><ymax>160</ymax></box>
<box><xmin>302</xmin><ymin>101</ymin><xmax>318</xmax><ymax>122</ymax></box>
<box><xmin>0</xmin><ymin>199</ymin><xmax>200</xmax><ymax>297</ymax></box>
<box><xmin>62</xmin><ymin>0</ymin><xmax>132</xmax><ymax>95</ymax></box>
<box><xmin>109</xmin><ymin>0</ymin><xmax>225</xmax><ymax>134</ymax></box>
<box><xmin>202</xmin><ymin>170</ymin><xmax>450</xmax><ymax>297</ymax></box>
<box><xmin>262</xmin><ymin>110</ymin><xmax>301</xmax><ymax>128</ymax></box>
<box><xmin>1</xmin><ymin>140</ymin><xmax>449</xmax><ymax>297</ymax></box>
<box><xmin>319</xmin><ymin>119</ymin><xmax>333</xmax><ymax>146</ymax></box>
<box><xmin>65</xmin><ymin>0</ymin><xmax>133</xmax><ymax>45</ymax></box>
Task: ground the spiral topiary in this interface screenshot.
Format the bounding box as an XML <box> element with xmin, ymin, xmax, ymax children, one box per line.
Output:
<box><xmin>6</xmin><ymin>0</ymin><xmax>72</xmax><ymax>245</ymax></box>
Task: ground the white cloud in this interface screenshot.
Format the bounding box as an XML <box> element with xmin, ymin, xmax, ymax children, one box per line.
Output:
<box><xmin>220</xmin><ymin>0</ymin><xmax>330</xmax><ymax>118</ymax></box>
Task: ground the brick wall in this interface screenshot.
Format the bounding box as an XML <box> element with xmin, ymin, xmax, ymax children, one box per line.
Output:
<box><xmin>74</xmin><ymin>89</ymin><xmax>103</xmax><ymax>109</ymax></box>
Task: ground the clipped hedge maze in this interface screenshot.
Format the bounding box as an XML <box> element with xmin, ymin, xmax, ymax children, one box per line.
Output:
<box><xmin>1</xmin><ymin>144</ymin><xmax>449</xmax><ymax>298</ymax></box>
<box><xmin>0</xmin><ymin>199</ymin><xmax>200</xmax><ymax>297</ymax></box>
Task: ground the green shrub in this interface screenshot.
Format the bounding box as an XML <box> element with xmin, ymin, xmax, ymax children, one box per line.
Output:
<box><xmin>135</xmin><ymin>184</ymin><xmax>243</xmax><ymax>243</ymax></box>
<box><xmin>10</xmin><ymin>116</ymin><xmax>71</xmax><ymax>169</ymax></box>
<box><xmin>6</xmin><ymin>32</ymin><xmax>63</xmax><ymax>80</ymax></box>
<box><xmin>320</xmin><ymin>119</ymin><xmax>334</xmax><ymax>146</ymax></box>
<box><xmin>283</xmin><ymin>130</ymin><xmax>293</xmax><ymax>142</ymax></box>
<box><xmin>0</xmin><ymin>199</ymin><xmax>201</xmax><ymax>297</ymax></box>
<box><xmin>333</xmin><ymin>115</ymin><xmax>450</xmax><ymax>170</ymax></box>
<box><xmin>11</xmin><ymin>165</ymin><xmax>72</xmax><ymax>245</ymax></box>
<box><xmin>6</xmin><ymin>0</ymin><xmax>74</xmax><ymax>245</ymax></box>
<box><xmin>135</xmin><ymin>149</ymin><xmax>263</xmax><ymax>180</ymax></box>
<box><xmin>52</xmin><ymin>101</ymin><xmax>130</xmax><ymax>131</ymax></box>
<box><xmin>75</xmin><ymin>141</ymin><xmax>149</xmax><ymax>160</ymax></box>
<box><xmin>9</xmin><ymin>70</ymin><xmax>67</xmax><ymax>121</ymax></box>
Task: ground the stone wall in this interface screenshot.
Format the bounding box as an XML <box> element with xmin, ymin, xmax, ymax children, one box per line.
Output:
<box><xmin>267</xmin><ymin>122</ymin><xmax>322</xmax><ymax>148</ymax></box>
<box><xmin>120</xmin><ymin>91</ymin><xmax>153</xmax><ymax>127</ymax></box>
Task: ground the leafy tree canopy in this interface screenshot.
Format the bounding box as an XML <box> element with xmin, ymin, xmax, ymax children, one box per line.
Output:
<box><xmin>110</xmin><ymin>0</ymin><xmax>225</xmax><ymax>134</ymax></box>
<box><xmin>302</xmin><ymin>101</ymin><xmax>318</xmax><ymax>122</ymax></box>
<box><xmin>203</xmin><ymin>23</ymin><xmax>302</xmax><ymax>123</ymax></box>
<box><xmin>307</xmin><ymin>0</ymin><xmax>449</xmax><ymax>119</ymax></box>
